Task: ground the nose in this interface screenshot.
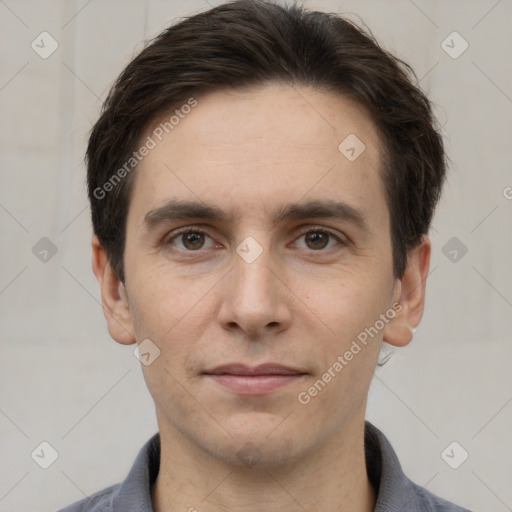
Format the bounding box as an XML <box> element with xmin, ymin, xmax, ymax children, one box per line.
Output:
<box><xmin>217</xmin><ymin>244</ymin><xmax>292</xmax><ymax>339</ymax></box>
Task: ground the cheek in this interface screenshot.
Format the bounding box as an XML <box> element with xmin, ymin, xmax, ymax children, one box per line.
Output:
<box><xmin>291</xmin><ymin>266</ymin><xmax>394</xmax><ymax>403</ymax></box>
<box><xmin>294</xmin><ymin>264</ymin><xmax>392</xmax><ymax>337</ymax></box>
<box><xmin>128</xmin><ymin>261</ymin><xmax>206</xmax><ymax>334</ymax></box>
<box><xmin>126</xmin><ymin>263</ymin><xmax>225</xmax><ymax>380</ymax></box>
<box><xmin>297</xmin><ymin>275</ymin><xmax>388</xmax><ymax>410</ymax></box>
<box><xmin>129</xmin><ymin>271</ymin><xmax>210</xmax><ymax>410</ymax></box>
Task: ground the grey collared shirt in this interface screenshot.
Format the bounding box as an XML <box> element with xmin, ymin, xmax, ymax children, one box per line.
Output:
<box><xmin>57</xmin><ymin>421</ymin><xmax>472</xmax><ymax>512</ymax></box>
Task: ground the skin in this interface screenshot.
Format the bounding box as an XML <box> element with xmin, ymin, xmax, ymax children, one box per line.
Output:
<box><xmin>92</xmin><ymin>83</ymin><xmax>430</xmax><ymax>512</ymax></box>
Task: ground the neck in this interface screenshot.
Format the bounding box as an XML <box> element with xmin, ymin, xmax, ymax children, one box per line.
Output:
<box><xmin>151</xmin><ymin>416</ymin><xmax>376</xmax><ymax>512</ymax></box>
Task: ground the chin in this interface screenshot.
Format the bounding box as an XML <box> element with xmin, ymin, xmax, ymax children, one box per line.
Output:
<box><xmin>210</xmin><ymin>415</ymin><xmax>308</xmax><ymax>468</ymax></box>
<box><xmin>215</xmin><ymin>440</ymin><xmax>302</xmax><ymax>469</ymax></box>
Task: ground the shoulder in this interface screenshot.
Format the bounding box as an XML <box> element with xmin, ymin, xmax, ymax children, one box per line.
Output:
<box><xmin>55</xmin><ymin>432</ymin><xmax>160</xmax><ymax>512</ymax></box>
<box><xmin>364</xmin><ymin>422</ymin><xmax>473</xmax><ymax>512</ymax></box>
<box><xmin>408</xmin><ymin>480</ymin><xmax>473</xmax><ymax>511</ymax></box>
<box><xmin>56</xmin><ymin>483</ymin><xmax>119</xmax><ymax>512</ymax></box>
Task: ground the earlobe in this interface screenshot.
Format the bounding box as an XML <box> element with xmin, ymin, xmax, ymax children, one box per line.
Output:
<box><xmin>383</xmin><ymin>235</ymin><xmax>431</xmax><ymax>347</ymax></box>
<box><xmin>91</xmin><ymin>235</ymin><xmax>136</xmax><ymax>345</ymax></box>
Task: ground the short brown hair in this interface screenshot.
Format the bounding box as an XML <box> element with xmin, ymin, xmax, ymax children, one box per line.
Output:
<box><xmin>86</xmin><ymin>0</ymin><xmax>446</xmax><ymax>282</ymax></box>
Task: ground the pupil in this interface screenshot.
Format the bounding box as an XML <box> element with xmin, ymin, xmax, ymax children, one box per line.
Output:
<box><xmin>306</xmin><ymin>232</ymin><xmax>328</xmax><ymax>249</ymax></box>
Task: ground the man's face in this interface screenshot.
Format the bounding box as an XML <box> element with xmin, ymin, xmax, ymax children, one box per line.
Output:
<box><xmin>120</xmin><ymin>84</ymin><xmax>401</xmax><ymax>465</ymax></box>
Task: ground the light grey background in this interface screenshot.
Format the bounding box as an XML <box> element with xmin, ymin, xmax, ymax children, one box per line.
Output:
<box><xmin>0</xmin><ymin>1</ymin><xmax>511</xmax><ymax>511</ymax></box>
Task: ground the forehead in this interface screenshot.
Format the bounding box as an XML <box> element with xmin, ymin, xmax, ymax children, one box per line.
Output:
<box><xmin>129</xmin><ymin>83</ymin><xmax>387</xmax><ymax>228</ymax></box>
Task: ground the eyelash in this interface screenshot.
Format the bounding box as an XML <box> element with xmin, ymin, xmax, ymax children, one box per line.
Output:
<box><xmin>164</xmin><ymin>225</ymin><xmax>346</xmax><ymax>253</ymax></box>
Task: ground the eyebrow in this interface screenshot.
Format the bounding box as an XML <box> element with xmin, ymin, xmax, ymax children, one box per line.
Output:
<box><xmin>144</xmin><ymin>198</ymin><xmax>368</xmax><ymax>231</ymax></box>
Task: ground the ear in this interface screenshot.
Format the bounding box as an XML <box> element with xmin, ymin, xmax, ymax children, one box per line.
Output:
<box><xmin>91</xmin><ymin>235</ymin><xmax>136</xmax><ymax>345</ymax></box>
<box><xmin>383</xmin><ymin>235</ymin><xmax>431</xmax><ymax>347</ymax></box>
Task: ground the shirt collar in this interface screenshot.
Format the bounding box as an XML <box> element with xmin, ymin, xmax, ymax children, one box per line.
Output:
<box><xmin>364</xmin><ymin>421</ymin><xmax>425</xmax><ymax>511</ymax></box>
<box><xmin>111</xmin><ymin>421</ymin><xmax>422</xmax><ymax>512</ymax></box>
<box><xmin>112</xmin><ymin>430</ymin><xmax>160</xmax><ymax>512</ymax></box>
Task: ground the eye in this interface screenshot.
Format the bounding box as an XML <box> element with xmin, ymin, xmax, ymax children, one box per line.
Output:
<box><xmin>293</xmin><ymin>228</ymin><xmax>343</xmax><ymax>251</ymax></box>
<box><xmin>164</xmin><ymin>226</ymin><xmax>345</xmax><ymax>254</ymax></box>
<box><xmin>165</xmin><ymin>228</ymin><xmax>218</xmax><ymax>251</ymax></box>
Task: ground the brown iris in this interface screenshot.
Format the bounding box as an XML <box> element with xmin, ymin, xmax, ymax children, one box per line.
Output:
<box><xmin>305</xmin><ymin>231</ymin><xmax>329</xmax><ymax>250</ymax></box>
<box><xmin>182</xmin><ymin>232</ymin><xmax>205</xmax><ymax>250</ymax></box>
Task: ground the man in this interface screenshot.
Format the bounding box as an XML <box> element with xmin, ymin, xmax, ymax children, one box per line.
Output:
<box><xmin>59</xmin><ymin>0</ymin><xmax>471</xmax><ymax>510</ymax></box>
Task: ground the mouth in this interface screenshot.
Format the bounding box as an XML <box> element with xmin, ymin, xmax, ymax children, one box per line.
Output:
<box><xmin>203</xmin><ymin>363</ymin><xmax>308</xmax><ymax>395</ymax></box>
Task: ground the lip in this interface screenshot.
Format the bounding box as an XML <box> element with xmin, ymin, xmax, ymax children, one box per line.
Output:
<box><xmin>205</xmin><ymin>363</ymin><xmax>305</xmax><ymax>376</ymax></box>
<box><xmin>203</xmin><ymin>363</ymin><xmax>307</xmax><ymax>395</ymax></box>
